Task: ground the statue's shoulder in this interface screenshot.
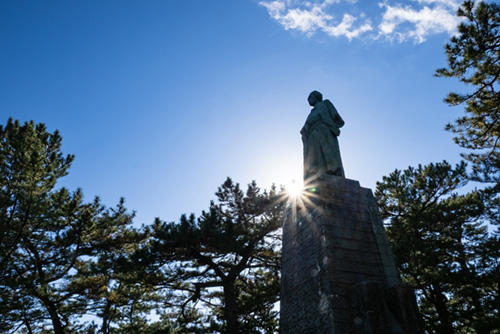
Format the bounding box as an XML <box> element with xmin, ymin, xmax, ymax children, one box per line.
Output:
<box><xmin>324</xmin><ymin>99</ymin><xmax>337</xmax><ymax>111</ymax></box>
<box><xmin>313</xmin><ymin>99</ymin><xmax>329</xmax><ymax>110</ymax></box>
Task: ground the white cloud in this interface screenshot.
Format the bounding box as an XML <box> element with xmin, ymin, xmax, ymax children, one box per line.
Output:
<box><xmin>415</xmin><ymin>0</ymin><xmax>460</xmax><ymax>9</ymax></box>
<box><xmin>259</xmin><ymin>0</ymin><xmax>463</xmax><ymax>43</ymax></box>
<box><xmin>260</xmin><ymin>0</ymin><xmax>286</xmax><ymax>18</ymax></box>
<box><xmin>379</xmin><ymin>1</ymin><xmax>462</xmax><ymax>42</ymax></box>
<box><xmin>324</xmin><ymin>14</ymin><xmax>373</xmax><ymax>39</ymax></box>
<box><xmin>279</xmin><ymin>6</ymin><xmax>333</xmax><ymax>33</ymax></box>
<box><xmin>259</xmin><ymin>0</ymin><xmax>373</xmax><ymax>40</ymax></box>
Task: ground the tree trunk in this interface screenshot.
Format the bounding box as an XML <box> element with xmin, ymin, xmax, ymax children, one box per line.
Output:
<box><xmin>23</xmin><ymin>316</ymin><xmax>34</xmax><ymax>334</ymax></box>
<box><xmin>101</xmin><ymin>301</ymin><xmax>112</xmax><ymax>334</ymax></box>
<box><xmin>40</xmin><ymin>296</ymin><xmax>65</xmax><ymax>334</ymax></box>
<box><xmin>223</xmin><ymin>281</ymin><xmax>239</xmax><ymax>334</ymax></box>
<box><xmin>430</xmin><ymin>285</ymin><xmax>454</xmax><ymax>334</ymax></box>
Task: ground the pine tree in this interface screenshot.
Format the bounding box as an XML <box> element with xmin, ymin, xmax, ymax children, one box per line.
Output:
<box><xmin>0</xmin><ymin>119</ymin><xmax>137</xmax><ymax>333</ymax></box>
<box><xmin>375</xmin><ymin>161</ymin><xmax>499</xmax><ymax>334</ymax></box>
<box><xmin>66</xmin><ymin>201</ymin><xmax>155</xmax><ymax>334</ymax></box>
<box><xmin>435</xmin><ymin>0</ymin><xmax>500</xmax><ymax>184</ymax></box>
<box><xmin>141</xmin><ymin>178</ymin><xmax>285</xmax><ymax>334</ymax></box>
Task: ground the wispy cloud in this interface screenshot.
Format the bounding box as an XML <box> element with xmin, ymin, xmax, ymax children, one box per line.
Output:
<box><xmin>259</xmin><ymin>0</ymin><xmax>463</xmax><ymax>43</ymax></box>
<box><xmin>379</xmin><ymin>0</ymin><xmax>462</xmax><ymax>42</ymax></box>
<box><xmin>259</xmin><ymin>0</ymin><xmax>373</xmax><ymax>40</ymax></box>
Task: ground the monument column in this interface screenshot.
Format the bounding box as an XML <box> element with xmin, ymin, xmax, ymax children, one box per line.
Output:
<box><xmin>280</xmin><ymin>92</ymin><xmax>423</xmax><ymax>333</ymax></box>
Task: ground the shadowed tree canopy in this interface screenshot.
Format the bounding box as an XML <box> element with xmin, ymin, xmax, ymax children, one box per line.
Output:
<box><xmin>0</xmin><ymin>119</ymin><xmax>139</xmax><ymax>334</ymax></box>
<box><xmin>435</xmin><ymin>0</ymin><xmax>500</xmax><ymax>184</ymax></box>
<box><xmin>140</xmin><ymin>178</ymin><xmax>286</xmax><ymax>334</ymax></box>
<box><xmin>375</xmin><ymin>161</ymin><xmax>499</xmax><ymax>334</ymax></box>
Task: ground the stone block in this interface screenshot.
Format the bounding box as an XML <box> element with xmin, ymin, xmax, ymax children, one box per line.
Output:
<box><xmin>280</xmin><ymin>175</ymin><xmax>423</xmax><ymax>333</ymax></box>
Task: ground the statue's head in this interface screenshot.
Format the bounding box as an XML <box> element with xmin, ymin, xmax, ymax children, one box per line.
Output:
<box><xmin>308</xmin><ymin>90</ymin><xmax>323</xmax><ymax>106</ymax></box>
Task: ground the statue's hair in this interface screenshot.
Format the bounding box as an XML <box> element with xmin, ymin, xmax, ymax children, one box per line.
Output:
<box><xmin>308</xmin><ymin>90</ymin><xmax>323</xmax><ymax>102</ymax></box>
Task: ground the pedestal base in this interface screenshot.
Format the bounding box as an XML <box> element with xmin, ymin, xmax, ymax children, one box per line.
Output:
<box><xmin>280</xmin><ymin>175</ymin><xmax>423</xmax><ymax>333</ymax></box>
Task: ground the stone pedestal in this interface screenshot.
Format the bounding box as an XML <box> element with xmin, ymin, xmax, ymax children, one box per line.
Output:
<box><xmin>280</xmin><ymin>175</ymin><xmax>423</xmax><ymax>334</ymax></box>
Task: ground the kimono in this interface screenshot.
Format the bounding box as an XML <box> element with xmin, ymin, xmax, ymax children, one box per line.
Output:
<box><xmin>301</xmin><ymin>99</ymin><xmax>345</xmax><ymax>181</ymax></box>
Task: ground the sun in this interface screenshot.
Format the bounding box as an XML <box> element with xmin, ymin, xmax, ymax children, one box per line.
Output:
<box><xmin>285</xmin><ymin>179</ymin><xmax>304</xmax><ymax>199</ymax></box>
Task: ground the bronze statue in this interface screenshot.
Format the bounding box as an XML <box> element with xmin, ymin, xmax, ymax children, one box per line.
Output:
<box><xmin>301</xmin><ymin>91</ymin><xmax>345</xmax><ymax>181</ymax></box>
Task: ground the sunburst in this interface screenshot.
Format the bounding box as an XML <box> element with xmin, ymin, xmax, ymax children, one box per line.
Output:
<box><xmin>285</xmin><ymin>179</ymin><xmax>304</xmax><ymax>199</ymax></box>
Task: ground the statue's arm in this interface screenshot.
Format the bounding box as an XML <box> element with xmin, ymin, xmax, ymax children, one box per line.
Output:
<box><xmin>300</xmin><ymin>125</ymin><xmax>307</xmax><ymax>137</ymax></box>
<box><xmin>325</xmin><ymin>99</ymin><xmax>344</xmax><ymax>128</ymax></box>
<box><xmin>301</xmin><ymin>110</ymin><xmax>315</xmax><ymax>137</ymax></box>
<box><xmin>300</xmin><ymin>123</ymin><xmax>308</xmax><ymax>137</ymax></box>
<box><xmin>336</xmin><ymin>112</ymin><xmax>345</xmax><ymax>128</ymax></box>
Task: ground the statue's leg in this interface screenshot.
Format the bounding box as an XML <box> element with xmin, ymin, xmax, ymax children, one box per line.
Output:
<box><xmin>303</xmin><ymin>140</ymin><xmax>311</xmax><ymax>181</ymax></box>
<box><xmin>307</xmin><ymin>131</ymin><xmax>326</xmax><ymax>182</ymax></box>
<box><xmin>319</xmin><ymin>132</ymin><xmax>344</xmax><ymax>177</ymax></box>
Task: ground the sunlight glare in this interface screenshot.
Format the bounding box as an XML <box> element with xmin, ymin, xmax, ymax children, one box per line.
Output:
<box><xmin>286</xmin><ymin>179</ymin><xmax>304</xmax><ymax>199</ymax></box>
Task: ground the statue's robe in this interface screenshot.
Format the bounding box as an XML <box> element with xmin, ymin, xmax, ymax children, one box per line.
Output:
<box><xmin>301</xmin><ymin>99</ymin><xmax>345</xmax><ymax>181</ymax></box>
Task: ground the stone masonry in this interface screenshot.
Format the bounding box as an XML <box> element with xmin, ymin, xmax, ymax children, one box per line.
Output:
<box><xmin>280</xmin><ymin>175</ymin><xmax>423</xmax><ymax>333</ymax></box>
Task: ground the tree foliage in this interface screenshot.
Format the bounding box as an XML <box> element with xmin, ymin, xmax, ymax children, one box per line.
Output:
<box><xmin>0</xmin><ymin>118</ymin><xmax>285</xmax><ymax>333</ymax></box>
<box><xmin>67</xmin><ymin>207</ymin><xmax>153</xmax><ymax>334</ymax></box>
<box><xmin>0</xmin><ymin>119</ymin><xmax>139</xmax><ymax>333</ymax></box>
<box><xmin>375</xmin><ymin>161</ymin><xmax>499</xmax><ymax>334</ymax></box>
<box><xmin>435</xmin><ymin>0</ymin><xmax>500</xmax><ymax>183</ymax></box>
<box><xmin>142</xmin><ymin>178</ymin><xmax>285</xmax><ymax>334</ymax></box>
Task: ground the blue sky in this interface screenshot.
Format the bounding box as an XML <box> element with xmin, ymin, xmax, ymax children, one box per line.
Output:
<box><xmin>0</xmin><ymin>0</ymin><xmax>468</xmax><ymax>225</ymax></box>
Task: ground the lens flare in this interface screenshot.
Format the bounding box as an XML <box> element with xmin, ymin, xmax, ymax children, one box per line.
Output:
<box><xmin>286</xmin><ymin>179</ymin><xmax>303</xmax><ymax>198</ymax></box>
